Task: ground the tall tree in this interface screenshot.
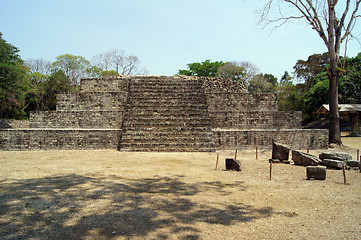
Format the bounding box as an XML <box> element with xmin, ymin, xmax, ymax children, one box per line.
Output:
<box><xmin>293</xmin><ymin>52</ymin><xmax>329</xmax><ymax>89</ymax></box>
<box><xmin>0</xmin><ymin>33</ymin><xmax>29</xmax><ymax>119</ymax></box>
<box><xmin>216</xmin><ymin>62</ymin><xmax>246</xmax><ymax>84</ymax></box>
<box><xmin>92</xmin><ymin>49</ymin><xmax>148</xmax><ymax>76</ymax></box>
<box><xmin>260</xmin><ymin>0</ymin><xmax>361</xmax><ymax>145</ymax></box>
<box><xmin>177</xmin><ymin>60</ymin><xmax>224</xmax><ymax>77</ymax></box>
<box><xmin>25</xmin><ymin>58</ymin><xmax>52</xmax><ymax>77</ymax></box>
<box><xmin>51</xmin><ymin>54</ymin><xmax>92</xmax><ymax>90</ymax></box>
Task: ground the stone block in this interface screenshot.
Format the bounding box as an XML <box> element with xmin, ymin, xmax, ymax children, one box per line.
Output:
<box><xmin>292</xmin><ymin>150</ymin><xmax>322</xmax><ymax>166</ymax></box>
<box><xmin>307</xmin><ymin>166</ymin><xmax>326</xmax><ymax>180</ymax></box>
<box><xmin>322</xmin><ymin>159</ymin><xmax>346</xmax><ymax>169</ymax></box>
<box><xmin>346</xmin><ymin>160</ymin><xmax>360</xmax><ymax>168</ymax></box>
<box><xmin>319</xmin><ymin>151</ymin><xmax>352</xmax><ymax>161</ymax></box>
<box><xmin>225</xmin><ymin>158</ymin><xmax>242</xmax><ymax>171</ymax></box>
<box><xmin>272</xmin><ymin>142</ymin><xmax>290</xmax><ymax>160</ymax></box>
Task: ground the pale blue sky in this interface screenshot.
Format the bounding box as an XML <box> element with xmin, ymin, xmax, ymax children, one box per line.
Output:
<box><xmin>1</xmin><ymin>0</ymin><xmax>360</xmax><ymax>80</ymax></box>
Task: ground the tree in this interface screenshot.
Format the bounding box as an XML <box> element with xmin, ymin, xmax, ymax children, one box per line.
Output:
<box><xmin>25</xmin><ymin>58</ymin><xmax>52</xmax><ymax>77</ymax></box>
<box><xmin>293</xmin><ymin>52</ymin><xmax>329</xmax><ymax>88</ymax></box>
<box><xmin>278</xmin><ymin>83</ymin><xmax>305</xmax><ymax>112</ymax></box>
<box><xmin>338</xmin><ymin>52</ymin><xmax>361</xmax><ymax>103</ymax></box>
<box><xmin>299</xmin><ymin>53</ymin><xmax>361</xmax><ymax>120</ymax></box>
<box><xmin>260</xmin><ymin>0</ymin><xmax>361</xmax><ymax>145</ymax></box>
<box><xmin>51</xmin><ymin>54</ymin><xmax>92</xmax><ymax>90</ymax></box>
<box><xmin>216</xmin><ymin>62</ymin><xmax>246</xmax><ymax>84</ymax></box>
<box><xmin>280</xmin><ymin>71</ymin><xmax>293</xmax><ymax>85</ymax></box>
<box><xmin>92</xmin><ymin>49</ymin><xmax>148</xmax><ymax>75</ymax></box>
<box><xmin>247</xmin><ymin>74</ymin><xmax>274</xmax><ymax>93</ymax></box>
<box><xmin>0</xmin><ymin>33</ymin><xmax>29</xmax><ymax>119</ymax></box>
<box><xmin>177</xmin><ymin>60</ymin><xmax>224</xmax><ymax>76</ymax></box>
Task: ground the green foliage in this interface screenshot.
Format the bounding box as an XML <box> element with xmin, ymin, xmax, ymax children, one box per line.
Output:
<box><xmin>216</xmin><ymin>62</ymin><xmax>246</xmax><ymax>83</ymax></box>
<box><xmin>0</xmin><ymin>33</ymin><xmax>29</xmax><ymax>119</ymax></box>
<box><xmin>177</xmin><ymin>60</ymin><xmax>224</xmax><ymax>77</ymax></box>
<box><xmin>338</xmin><ymin>53</ymin><xmax>361</xmax><ymax>103</ymax></box>
<box><xmin>51</xmin><ymin>54</ymin><xmax>92</xmax><ymax>88</ymax></box>
<box><xmin>263</xmin><ymin>73</ymin><xmax>278</xmax><ymax>86</ymax></box>
<box><xmin>278</xmin><ymin>82</ymin><xmax>304</xmax><ymax>112</ymax></box>
<box><xmin>304</xmin><ymin>73</ymin><xmax>329</xmax><ymax>120</ymax></box>
<box><xmin>293</xmin><ymin>52</ymin><xmax>329</xmax><ymax>88</ymax></box>
<box><xmin>280</xmin><ymin>71</ymin><xmax>292</xmax><ymax>84</ymax></box>
<box><xmin>248</xmin><ymin>74</ymin><xmax>274</xmax><ymax>93</ymax></box>
<box><xmin>101</xmin><ymin>70</ymin><xmax>119</xmax><ymax>78</ymax></box>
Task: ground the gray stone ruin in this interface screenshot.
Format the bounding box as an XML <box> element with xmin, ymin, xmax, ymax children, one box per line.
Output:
<box><xmin>0</xmin><ymin>75</ymin><xmax>329</xmax><ymax>151</ymax></box>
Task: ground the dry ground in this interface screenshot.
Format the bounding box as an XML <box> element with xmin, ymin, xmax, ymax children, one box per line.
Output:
<box><xmin>1</xmin><ymin>137</ymin><xmax>360</xmax><ymax>239</ymax></box>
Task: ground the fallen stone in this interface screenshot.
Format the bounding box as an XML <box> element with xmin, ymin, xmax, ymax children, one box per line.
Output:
<box><xmin>272</xmin><ymin>142</ymin><xmax>290</xmax><ymax>161</ymax></box>
<box><xmin>322</xmin><ymin>159</ymin><xmax>346</xmax><ymax>169</ymax></box>
<box><xmin>225</xmin><ymin>158</ymin><xmax>242</xmax><ymax>171</ymax></box>
<box><xmin>346</xmin><ymin>160</ymin><xmax>360</xmax><ymax>168</ymax></box>
<box><xmin>292</xmin><ymin>150</ymin><xmax>322</xmax><ymax>166</ymax></box>
<box><xmin>319</xmin><ymin>151</ymin><xmax>352</xmax><ymax>161</ymax></box>
<box><xmin>307</xmin><ymin>166</ymin><xmax>326</xmax><ymax>180</ymax></box>
<box><xmin>269</xmin><ymin>159</ymin><xmax>281</xmax><ymax>163</ymax></box>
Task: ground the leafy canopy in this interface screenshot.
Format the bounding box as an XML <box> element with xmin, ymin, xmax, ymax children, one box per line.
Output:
<box><xmin>177</xmin><ymin>60</ymin><xmax>224</xmax><ymax>77</ymax></box>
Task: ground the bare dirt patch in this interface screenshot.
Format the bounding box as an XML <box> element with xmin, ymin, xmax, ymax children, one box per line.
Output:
<box><xmin>1</xmin><ymin>144</ymin><xmax>360</xmax><ymax>239</ymax></box>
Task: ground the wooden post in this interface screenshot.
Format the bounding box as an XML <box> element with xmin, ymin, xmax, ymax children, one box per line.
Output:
<box><xmin>215</xmin><ymin>153</ymin><xmax>219</xmax><ymax>170</ymax></box>
<box><xmin>256</xmin><ymin>146</ymin><xmax>258</xmax><ymax>160</ymax></box>
<box><xmin>357</xmin><ymin>149</ymin><xmax>359</xmax><ymax>163</ymax></box>
<box><xmin>307</xmin><ymin>148</ymin><xmax>309</xmax><ymax>153</ymax></box>
<box><xmin>343</xmin><ymin>165</ymin><xmax>347</xmax><ymax>185</ymax></box>
<box><xmin>269</xmin><ymin>159</ymin><xmax>273</xmax><ymax>180</ymax></box>
<box><xmin>234</xmin><ymin>149</ymin><xmax>238</xmax><ymax>160</ymax></box>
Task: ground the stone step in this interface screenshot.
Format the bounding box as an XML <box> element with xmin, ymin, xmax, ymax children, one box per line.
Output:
<box><xmin>121</xmin><ymin>131</ymin><xmax>214</xmax><ymax>138</ymax></box>
<box><xmin>121</xmin><ymin>136</ymin><xmax>215</xmax><ymax>144</ymax></box>
<box><xmin>118</xmin><ymin>147</ymin><xmax>215</xmax><ymax>152</ymax></box>
<box><xmin>131</xmin><ymin>81</ymin><xmax>203</xmax><ymax>86</ymax></box>
<box><xmin>126</xmin><ymin>104</ymin><xmax>209</xmax><ymax>109</ymax></box>
<box><xmin>128</xmin><ymin>97</ymin><xmax>206</xmax><ymax>103</ymax></box>
<box><xmin>130</xmin><ymin>87</ymin><xmax>204</xmax><ymax>92</ymax></box>
<box><xmin>125</xmin><ymin>112</ymin><xmax>210</xmax><ymax>120</ymax></box>
<box><xmin>123</xmin><ymin>126</ymin><xmax>212</xmax><ymax>132</ymax></box>
<box><xmin>118</xmin><ymin>142</ymin><xmax>216</xmax><ymax>152</ymax></box>
<box><xmin>122</xmin><ymin>121</ymin><xmax>211</xmax><ymax>128</ymax></box>
<box><xmin>123</xmin><ymin>116</ymin><xmax>210</xmax><ymax>122</ymax></box>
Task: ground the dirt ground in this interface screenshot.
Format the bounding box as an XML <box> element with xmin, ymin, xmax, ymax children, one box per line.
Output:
<box><xmin>1</xmin><ymin>137</ymin><xmax>360</xmax><ymax>239</ymax></box>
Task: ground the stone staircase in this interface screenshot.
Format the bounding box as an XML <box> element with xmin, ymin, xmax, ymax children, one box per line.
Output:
<box><xmin>118</xmin><ymin>77</ymin><xmax>216</xmax><ymax>152</ymax></box>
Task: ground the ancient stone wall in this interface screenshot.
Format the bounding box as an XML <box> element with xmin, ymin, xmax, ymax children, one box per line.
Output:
<box><xmin>214</xmin><ymin>129</ymin><xmax>329</xmax><ymax>150</ymax></box>
<box><xmin>0</xmin><ymin>119</ymin><xmax>30</xmax><ymax>129</ymax></box>
<box><xmin>0</xmin><ymin>129</ymin><xmax>121</xmax><ymax>150</ymax></box>
<box><xmin>210</xmin><ymin>111</ymin><xmax>302</xmax><ymax>129</ymax></box>
<box><xmin>30</xmin><ymin>111</ymin><xmax>124</xmax><ymax>129</ymax></box>
<box><xmin>205</xmin><ymin>92</ymin><xmax>277</xmax><ymax>112</ymax></box>
<box><xmin>0</xmin><ymin>75</ymin><xmax>329</xmax><ymax>151</ymax></box>
<box><xmin>80</xmin><ymin>77</ymin><xmax>129</xmax><ymax>92</ymax></box>
<box><xmin>56</xmin><ymin>92</ymin><xmax>128</xmax><ymax>111</ymax></box>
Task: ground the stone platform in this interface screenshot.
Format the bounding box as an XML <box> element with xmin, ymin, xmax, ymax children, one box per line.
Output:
<box><xmin>0</xmin><ymin>76</ymin><xmax>328</xmax><ymax>151</ymax></box>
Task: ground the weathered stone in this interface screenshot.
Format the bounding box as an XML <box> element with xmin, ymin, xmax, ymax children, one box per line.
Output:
<box><xmin>307</xmin><ymin>166</ymin><xmax>326</xmax><ymax>180</ymax></box>
<box><xmin>322</xmin><ymin>159</ymin><xmax>346</xmax><ymax>169</ymax></box>
<box><xmin>225</xmin><ymin>158</ymin><xmax>242</xmax><ymax>171</ymax></box>
<box><xmin>292</xmin><ymin>150</ymin><xmax>322</xmax><ymax>166</ymax></box>
<box><xmin>346</xmin><ymin>160</ymin><xmax>360</xmax><ymax>168</ymax></box>
<box><xmin>319</xmin><ymin>151</ymin><xmax>352</xmax><ymax>161</ymax></box>
<box><xmin>272</xmin><ymin>142</ymin><xmax>290</xmax><ymax>161</ymax></box>
<box><xmin>0</xmin><ymin>75</ymin><xmax>329</xmax><ymax>151</ymax></box>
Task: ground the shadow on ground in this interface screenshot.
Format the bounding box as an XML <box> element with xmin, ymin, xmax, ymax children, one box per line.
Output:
<box><xmin>0</xmin><ymin>174</ymin><xmax>293</xmax><ymax>239</ymax></box>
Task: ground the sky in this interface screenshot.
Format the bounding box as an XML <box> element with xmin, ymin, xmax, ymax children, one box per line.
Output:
<box><xmin>1</xmin><ymin>0</ymin><xmax>360</xmax><ymax>80</ymax></box>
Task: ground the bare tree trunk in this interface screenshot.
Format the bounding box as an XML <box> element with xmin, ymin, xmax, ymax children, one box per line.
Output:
<box><xmin>328</xmin><ymin>72</ymin><xmax>342</xmax><ymax>144</ymax></box>
<box><xmin>327</xmin><ymin>1</ymin><xmax>342</xmax><ymax>145</ymax></box>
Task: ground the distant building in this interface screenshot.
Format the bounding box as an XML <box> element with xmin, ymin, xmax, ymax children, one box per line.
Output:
<box><xmin>317</xmin><ymin>104</ymin><xmax>361</xmax><ymax>136</ymax></box>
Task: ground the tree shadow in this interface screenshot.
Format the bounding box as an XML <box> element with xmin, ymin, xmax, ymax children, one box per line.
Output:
<box><xmin>0</xmin><ymin>174</ymin><xmax>294</xmax><ymax>239</ymax></box>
